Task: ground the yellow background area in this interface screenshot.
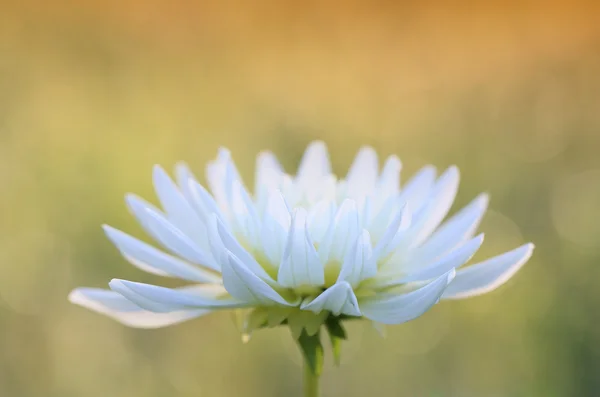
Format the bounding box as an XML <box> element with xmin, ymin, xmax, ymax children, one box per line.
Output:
<box><xmin>1</xmin><ymin>1</ymin><xmax>599</xmax><ymax>396</ymax></box>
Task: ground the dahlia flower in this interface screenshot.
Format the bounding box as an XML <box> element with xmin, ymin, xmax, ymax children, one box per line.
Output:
<box><xmin>69</xmin><ymin>141</ymin><xmax>533</xmax><ymax>395</ymax></box>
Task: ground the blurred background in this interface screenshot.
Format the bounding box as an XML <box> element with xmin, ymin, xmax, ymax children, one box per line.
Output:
<box><xmin>1</xmin><ymin>0</ymin><xmax>600</xmax><ymax>396</ymax></box>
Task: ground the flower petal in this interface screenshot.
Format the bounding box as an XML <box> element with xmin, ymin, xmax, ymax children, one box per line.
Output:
<box><xmin>393</xmin><ymin>234</ymin><xmax>484</xmax><ymax>284</ymax></box>
<box><xmin>260</xmin><ymin>189</ymin><xmax>291</xmax><ymax>266</ymax></box>
<box><xmin>125</xmin><ymin>194</ymin><xmax>219</xmax><ymax>270</ymax></box>
<box><xmin>404</xmin><ymin>166</ymin><xmax>460</xmax><ymax>248</ymax></box>
<box><xmin>307</xmin><ymin>200</ymin><xmax>336</xmax><ymax>244</ymax></box>
<box><xmin>297</xmin><ymin>141</ymin><xmax>331</xmax><ymax>181</ymax></box>
<box><xmin>301</xmin><ymin>281</ymin><xmax>361</xmax><ymax>316</ymax></box>
<box><xmin>109</xmin><ymin>280</ymin><xmax>249</xmax><ymax>310</ymax></box>
<box><xmin>103</xmin><ymin>225</ymin><xmax>221</xmax><ymax>283</ymax></box>
<box><xmin>371</xmin><ymin>203</ymin><xmax>411</xmax><ymax>262</ymax></box>
<box><xmin>175</xmin><ymin>162</ymin><xmax>227</xmax><ymax>223</ymax></box>
<box><xmin>376</xmin><ymin>155</ymin><xmax>402</xmax><ymax>198</ymax></box>
<box><xmin>205</xmin><ymin>148</ymin><xmax>242</xmax><ymax>211</ymax></box>
<box><xmin>278</xmin><ymin>208</ymin><xmax>325</xmax><ymax>288</ymax></box>
<box><xmin>227</xmin><ymin>179</ymin><xmax>261</xmax><ymax>246</ymax></box>
<box><xmin>337</xmin><ymin>229</ymin><xmax>376</xmax><ymax>286</ymax></box>
<box><xmin>255</xmin><ymin>150</ymin><xmax>284</xmax><ymax>200</ymax></box>
<box><xmin>346</xmin><ymin>146</ymin><xmax>378</xmax><ymax>200</ymax></box>
<box><xmin>68</xmin><ymin>288</ymin><xmax>209</xmax><ymax>328</ymax></box>
<box><xmin>221</xmin><ymin>253</ymin><xmax>293</xmax><ymax>306</ymax></box>
<box><xmin>398</xmin><ymin>165</ymin><xmax>436</xmax><ymax>213</ymax></box>
<box><xmin>153</xmin><ymin>165</ymin><xmax>210</xmax><ymax>250</ymax></box>
<box><xmin>409</xmin><ymin>193</ymin><xmax>488</xmax><ymax>265</ymax></box>
<box><xmin>360</xmin><ymin>270</ymin><xmax>455</xmax><ymax>325</ymax></box>
<box><xmin>319</xmin><ymin>199</ymin><xmax>360</xmax><ymax>264</ymax></box>
<box><xmin>215</xmin><ymin>218</ymin><xmax>273</xmax><ymax>280</ymax></box>
<box><xmin>442</xmin><ymin>243</ymin><xmax>534</xmax><ymax>300</ymax></box>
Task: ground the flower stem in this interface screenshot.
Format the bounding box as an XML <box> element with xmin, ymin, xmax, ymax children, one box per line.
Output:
<box><xmin>303</xmin><ymin>356</ymin><xmax>320</xmax><ymax>397</ymax></box>
<box><xmin>297</xmin><ymin>330</ymin><xmax>323</xmax><ymax>397</ymax></box>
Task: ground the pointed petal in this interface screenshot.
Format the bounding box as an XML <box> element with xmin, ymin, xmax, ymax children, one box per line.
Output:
<box><xmin>109</xmin><ymin>280</ymin><xmax>249</xmax><ymax>310</ymax></box>
<box><xmin>404</xmin><ymin>166</ymin><xmax>460</xmax><ymax>248</ymax></box>
<box><xmin>442</xmin><ymin>243</ymin><xmax>534</xmax><ymax>300</ymax></box>
<box><xmin>409</xmin><ymin>193</ymin><xmax>488</xmax><ymax>265</ymax></box>
<box><xmin>307</xmin><ymin>200</ymin><xmax>336</xmax><ymax>244</ymax></box>
<box><xmin>153</xmin><ymin>165</ymin><xmax>209</xmax><ymax>249</ymax></box>
<box><xmin>125</xmin><ymin>194</ymin><xmax>219</xmax><ymax>270</ymax></box>
<box><xmin>360</xmin><ymin>270</ymin><xmax>455</xmax><ymax>324</ymax></box>
<box><xmin>262</xmin><ymin>189</ymin><xmax>291</xmax><ymax>230</ymax></box>
<box><xmin>376</xmin><ymin>155</ymin><xmax>402</xmax><ymax>197</ymax></box>
<box><xmin>278</xmin><ymin>208</ymin><xmax>325</xmax><ymax>288</ymax></box>
<box><xmin>398</xmin><ymin>165</ymin><xmax>437</xmax><ymax>213</ymax></box>
<box><xmin>297</xmin><ymin>141</ymin><xmax>331</xmax><ymax>181</ymax></box>
<box><xmin>255</xmin><ymin>150</ymin><xmax>284</xmax><ymax>196</ymax></box>
<box><xmin>346</xmin><ymin>146</ymin><xmax>378</xmax><ymax>199</ymax></box>
<box><xmin>221</xmin><ymin>253</ymin><xmax>293</xmax><ymax>306</ymax></box>
<box><xmin>319</xmin><ymin>199</ymin><xmax>360</xmax><ymax>264</ymax></box>
<box><xmin>215</xmin><ymin>218</ymin><xmax>272</xmax><ymax>280</ymax></box>
<box><xmin>337</xmin><ymin>230</ymin><xmax>376</xmax><ymax>286</ymax></box>
<box><xmin>175</xmin><ymin>162</ymin><xmax>227</xmax><ymax>223</ymax></box>
<box><xmin>69</xmin><ymin>288</ymin><xmax>208</xmax><ymax>328</ymax></box>
<box><xmin>260</xmin><ymin>189</ymin><xmax>291</xmax><ymax>266</ymax></box>
<box><xmin>103</xmin><ymin>225</ymin><xmax>221</xmax><ymax>283</ymax></box>
<box><xmin>395</xmin><ymin>234</ymin><xmax>484</xmax><ymax>283</ymax></box>
<box><xmin>371</xmin><ymin>203</ymin><xmax>411</xmax><ymax>261</ymax></box>
<box><xmin>205</xmin><ymin>148</ymin><xmax>242</xmax><ymax>214</ymax></box>
<box><xmin>301</xmin><ymin>281</ymin><xmax>361</xmax><ymax>316</ymax></box>
<box><xmin>221</xmin><ymin>179</ymin><xmax>261</xmax><ymax>250</ymax></box>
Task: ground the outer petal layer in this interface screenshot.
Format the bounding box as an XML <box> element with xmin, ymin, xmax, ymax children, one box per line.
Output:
<box><xmin>441</xmin><ymin>243</ymin><xmax>534</xmax><ymax>299</ymax></box>
<box><xmin>359</xmin><ymin>270</ymin><xmax>455</xmax><ymax>324</ymax></box>
<box><xmin>69</xmin><ymin>288</ymin><xmax>209</xmax><ymax>328</ymax></box>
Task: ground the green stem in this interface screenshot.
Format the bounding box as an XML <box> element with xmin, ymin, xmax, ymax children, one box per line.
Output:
<box><xmin>303</xmin><ymin>356</ymin><xmax>320</xmax><ymax>397</ymax></box>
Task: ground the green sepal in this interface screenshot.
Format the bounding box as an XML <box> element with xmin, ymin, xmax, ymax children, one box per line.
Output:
<box><xmin>297</xmin><ymin>329</ymin><xmax>324</xmax><ymax>376</ymax></box>
<box><xmin>325</xmin><ymin>316</ymin><xmax>347</xmax><ymax>366</ymax></box>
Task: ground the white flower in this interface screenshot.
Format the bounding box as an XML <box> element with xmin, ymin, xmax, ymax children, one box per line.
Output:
<box><xmin>69</xmin><ymin>141</ymin><xmax>534</xmax><ymax>338</ymax></box>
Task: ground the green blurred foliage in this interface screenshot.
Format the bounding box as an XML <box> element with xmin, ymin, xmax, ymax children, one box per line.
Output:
<box><xmin>1</xmin><ymin>1</ymin><xmax>600</xmax><ymax>396</ymax></box>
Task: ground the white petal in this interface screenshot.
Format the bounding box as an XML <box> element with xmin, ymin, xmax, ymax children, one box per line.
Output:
<box><xmin>260</xmin><ymin>190</ymin><xmax>291</xmax><ymax>266</ymax></box>
<box><xmin>360</xmin><ymin>270</ymin><xmax>455</xmax><ymax>325</ymax></box>
<box><xmin>255</xmin><ymin>151</ymin><xmax>284</xmax><ymax>196</ymax></box>
<box><xmin>175</xmin><ymin>162</ymin><xmax>227</xmax><ymax>223</ymax></box>
<box><xmin>338</xmin><ymin>230</ymin><xmax>376</xmax><ymax>286</ymax></box>
<box><xmin>345</xmin><ymin>146</ymin><xmax>378</xmax><ymax>199</ymax></box>
<box><xmin>376</xmin><ymin>155</ymin><xmax>402</xmax><ymax>197</ymax></box>
<box><xmin>205</xmin><ymin>148</ymin><xmax>242</xmax><ymax>214</ymax></box>
<box><xmin>109</xmin><ymin>280</ymin><xmax>248</xmax><ymax>310</ymax></box>
<box><xmin>394</xmin><ymin>234</ymin><xmax>484</xmax><ymax>284</ymax></box>
<box><xmin>297</xmin><ymin>141</ymin><xmax>331</xmax><ymax>181</ymax></box>
<box><xmin>228</xmin><ymin>180</ymin><xmax>261</xmax><ymax>246</ymax></box>
<box><xmin>103</xmin><ymin>225</ymin><xmax>221</xmax><ymax>283</ymax></box>
<box><xmin>153</xmin><ymin>165</ymin><xmax>216</xmax><ymax>254</ymax></box>
<box><xmin>215</xmin><ymin>218</ymin><xmax>273</xmax><ymax>280</ymax></box>
<box><xmin>319</xmin><ymin>199</ymin><xmax>360</xmax><ymax>264</ymax></box>
<box><xmin>278</xmin><ymin>208</ymin><xmax>324</xmax><ymax>288</ymax></box>
<box><xmin>263</xmin><ymin>189</ymin><xmax>291</xmax><ymax>230</ymax></box>
<box><xmin>371</xmin><ymin>203</ymin><xmax>411</xmax><ymax>262</ymax></box>
<box><xmin>206</xmin><ymin>214</ymin><xmax>229</xmax><ymax>267</ymax></box>
<box><xmin>404</xmin><ymin>166</ymin><xmax>460</xmax><ymax>248</ymax></box>
<box><xmin>69</xmin><ymin>288</ymin><xmax>208</xmax><ymax>328</ymax></box>
<box><xmin>442</xmin><ymin>243</ymin><xmax>534</xmax><ymax>300</ymax></box>
<box><xmin>125</xmin><ymin>194</ymin><xmax>219</xmax><ymax>270</ymax></box>
<box><xmin>398</xmin><ymin>165</ymin><xmax>436</xmax><ymax>212</ymax></box>
<box><xmin>221</xmin><ymin>253</ymin><xmax>293</xmax><ymax>306</ymax></box>
<box><xmin>301</xmin><ymin>281</ymin><xmax>361</xmax><ymax>316</ymax></box>
<box><xmin>409</xmin><ymin>193</ymin><xmax>488</xmax><ymax>265</ymax></box>
<box><xmin>307</xmin><ymin>200</ymin><xmax>336</xmax><ymax>243</ymax></box>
